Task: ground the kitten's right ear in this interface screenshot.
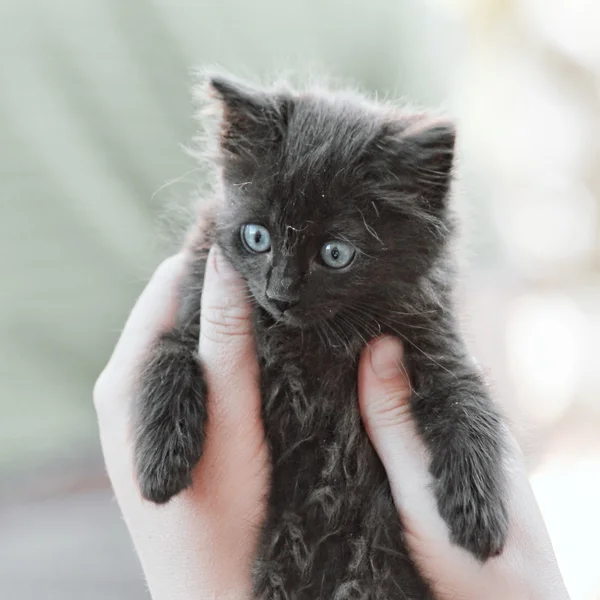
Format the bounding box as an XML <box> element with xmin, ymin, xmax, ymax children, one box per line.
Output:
<box><xmin>375</xmin><ymin>116</ymin><xmax>456</xmax><ymax>214</ymax></box>
<box><xmin>207</xmin><ymin>74</ymin><xmax>289</xmax><ymax>162</ymax></box>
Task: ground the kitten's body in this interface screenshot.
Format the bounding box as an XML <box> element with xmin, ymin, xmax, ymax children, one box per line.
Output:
<box><xmin>134</xmin><ymin>76</ymin><xmax>508</xmax><ymax>599</ymax></box>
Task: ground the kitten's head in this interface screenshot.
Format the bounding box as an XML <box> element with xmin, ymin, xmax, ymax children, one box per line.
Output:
<box><xmin>205</xmin><ymin>74</ymin><xmax>455</xmax><ymax>329</ymax></box>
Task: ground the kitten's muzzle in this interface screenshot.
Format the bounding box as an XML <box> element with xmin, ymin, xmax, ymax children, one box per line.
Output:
<box><xmin>265</xmin><ymin>292</ymin><xmax>298</xmax><ymax>315</ymax></box>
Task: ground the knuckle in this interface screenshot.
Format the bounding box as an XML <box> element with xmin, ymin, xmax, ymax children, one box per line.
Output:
<box><xmin>92</xmin><ymin>369</ymin><xmax>111</xmax><ymax>413</ymax></box>
<box><xmin>92</xmin><ymin>367</ymin><xmax>131</xmax><ymax>433</ymax></box>
<box><xmin>92</xmin><ymin>366</ymin><xmax>126</xmax><ymax>414</ymax></box>
<box><xmin>201</xmin><ymin>301</ymin><xmax>252</xmax><ymax>343</ymax></box>
<box><xmin>154</xmin><ymin>254</ymin><xmax>185</xmax><ymax>281</ymax></box>
<box><xmin>368</xmin><ymin>389</ymin><xmax>412</xmax><ymax>429</ymax></box>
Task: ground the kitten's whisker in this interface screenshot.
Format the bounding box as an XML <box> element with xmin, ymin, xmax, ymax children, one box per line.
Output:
<box><xmin>150</xmin><ymin>167</ymin><xmax>203</xmax><ymax>201</ymax></box>
<box><xmin>332</xmin><ymin>233</ymin><xmax>375</xmax><ymax>259</ymax></box>
<box><xmin>316</xmin><ymin>319</ymin><xmax>333</xmax><ymax>350</ymax></box>
<box><xmin>350</xmin><ymin>298</ymin><xmax>436</xmax><ymax>318</ymax></box>
<box><xmin>354</xmin><ymin>307</ymin><xmax>443</xmax><ymax>339</ymax></box>
<box><xmin>343</xmin><ymin>306</ymin><xmax>418</xmax><ymax>397</ymax></box>
<box><xmin>337</xmin><ymin>313</ymin><xmax>369</xmax><ymax>350</ymax></box>
<box><xmin>324</xmin><ymin>317</ymin><xmax>348</xmax><ymax>354</ymax></box>
<box><xmin>343</xmin><ymin>305</ymin><xmax>381</xmax><ymax>334</ymax></box>
<box><xmin>345</xmin><ymin>304</ymin><xmax>456</xmax><ymax>381</ymax></box>
<box><xmin>314</xmin><ymin>322</ymin><xmax>325</xmax><ymax>348</ymax></box>
<box><xmin>354</xmin><ymin>302</ymin><xmax>448</xmax><ymax>340</ymax></box>
<box><xmin>357</xmin><ymin>208</ymin><xmax>383</xmax><ymax>244</ymax></box>
<box><xmin>377</xmin><ymin>321</ymin><xmax>457</xmax><ymax>382</ymax></box>
<box><xmin>339</xmin><ymin>308</ymin><xmax>371</xmax><ymax>341</ymax></box>
<box><xmin>324</xmin><ymin>318</ymin><xmax>344</xmax><ymax>353</ymax></box>
<box><xmin>330</xmin><ymin>315</ymin><xmax>355</xmax><ymax>356</ymax></box>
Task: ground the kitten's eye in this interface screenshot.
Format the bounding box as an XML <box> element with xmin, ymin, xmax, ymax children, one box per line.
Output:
<box><xmin>320</xmin><ymin>240</ymin><xmax>356</xmax><ymax>269</ymax></box>
<box><xmin>241</xmin><ymin>224</ymin><xmax>271</xmax><ymax>253</ymax></box>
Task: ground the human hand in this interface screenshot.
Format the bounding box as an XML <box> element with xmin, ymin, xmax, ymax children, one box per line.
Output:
<box><xmin>95</xmin><ymin>249</ymin><xmax>570</xmax><ymax>600</ymax></box>
<box><xmin>94</xmin><ymin>248</ymin><xmax>267</xmax><ymax>600</ymax></box>
<box><xmin>358</xmin><ymin>336</ymin><xmax>571</xmax><ymax>600</ymax></box>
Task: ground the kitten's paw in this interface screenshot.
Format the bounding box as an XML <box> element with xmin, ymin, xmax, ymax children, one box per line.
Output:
<box><xmin>432</xmin><ymin>449</ymin><xmax>509</xmax><ymax>561</ymax></box>
<box><xmin>135</xmin><ymin>447</ymin><xmax>194</xmax><ymax>504</ymax></box>
<box><xmin>134</xmin><ymin>333</ymin><xmax>208</xmax><ymax>504</ymax></box>
<box><xmin>134</xmin><ymin>424</ymin><xmax>202</xmax><ymax>504</ymax></box>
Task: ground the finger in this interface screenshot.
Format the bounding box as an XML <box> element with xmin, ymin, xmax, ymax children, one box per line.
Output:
<box><xmin>358</xmin><ymin>336</ymin><xmax>450</xmax><ymax>544</ymax></box>
<box><xmin>110</xmin><ymin>254</ymin><xmax>186</xmax><ymax>369</ymax></box>
<box><xmin>194</xmin><ymin>245</ymin><xmax>266</xmax><ymax>528</ymax></box>
<box><xmin>199</xmin><ymin>245</ymin><xmax>260</xmax><ymax>428</ymax></box>
<box><xmin>359</xmin><ymin>339</ymin><xmax>572</xmax><ymax>600</ymax></box>
<box><xmin>94</xmin><ymin>254</ymin><xmax>186</xmax><ymax>420</ymax></box>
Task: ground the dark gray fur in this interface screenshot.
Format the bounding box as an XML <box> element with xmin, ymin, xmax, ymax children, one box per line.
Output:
<box><xmin>133</xmin><ymin>75</ymin><xmax>509</xmax><ymax>599</ymax></box>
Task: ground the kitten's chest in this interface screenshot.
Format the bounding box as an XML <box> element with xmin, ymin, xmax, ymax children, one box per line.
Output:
<box><xmin>257</xmin><ymin>326</ymin><xmax>356</xmax><ymax>409</ymax></box>
<box><xmin>254</xmin><ymin>323</ymin><xmax>366</xmax><ymax>471</ymax></box>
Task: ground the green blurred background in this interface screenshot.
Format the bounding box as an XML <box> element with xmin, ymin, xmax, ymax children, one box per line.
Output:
<box><xmin>1</xmin><ymin>1</ymin><xmax>599</xmax><ymax>599</ymax></box>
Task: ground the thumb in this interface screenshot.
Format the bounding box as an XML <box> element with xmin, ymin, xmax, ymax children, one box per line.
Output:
<box><xmin>358</xmin><ymin>337</ymin><xmax>430</xmax><ymax>485</ymax></box>
<box><xmin>200</xmin><ymin>245</ymin><xmax>253</xmax><ymax>352</ymax></box>
<box><xmin>358</xmin><ymin>336</ymin><xmax>447</xmax><ymax>545</ymax></box>
<box><xmin>359</xmin><ymin>336</ymin><xmax>413</xmax><ymax>434</ymax></box>
<box><xmin>199</xmin><ymin>245</ymin><xmax>259</xmax><ymax>426</ymax></box>
<box><xmin>196</xmin><ymin>245</ymin><xmax>267</xmax><ymax>532</ymax></box>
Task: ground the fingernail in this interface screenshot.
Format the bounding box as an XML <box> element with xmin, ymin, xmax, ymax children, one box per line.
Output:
<box><xmin>370</xmin><ymin>337</ymin><xmax>404</xmax><ymax>381</ymax></box>
<box><xmin>212</xmin><ymin>245</ymin><xmax>237</xmax><ymax>279</ymax></box>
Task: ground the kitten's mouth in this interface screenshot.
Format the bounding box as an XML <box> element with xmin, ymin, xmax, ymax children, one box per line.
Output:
<box><xmin>268</xmin><ymin>308</ymin><xmax>305</xmax><ymax>328</ymax></box>
<box><xmin>257</xmin><ymin>300</ymin><xmax>307</xmax><ymax>328</ymax></box>
<box><xmin>260</xmin><ymin>302</ymin><xmax>339</xmax><ymax>330</ymax></box>
<box><xmin>278</xmin><ymin>312</ymin><xmax>305</xmax><ymax>328</ymax></box>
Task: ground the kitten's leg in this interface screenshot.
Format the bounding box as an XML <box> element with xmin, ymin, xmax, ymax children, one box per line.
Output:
<box><xmin>406</xmin><ymin>335</ymin><xmax>509</xmax><ymax>561</ymax></box>
<box><xmin>134</xmin><ymin>249</ymin><xmax>209</xmax><ymax>504</ymax></box>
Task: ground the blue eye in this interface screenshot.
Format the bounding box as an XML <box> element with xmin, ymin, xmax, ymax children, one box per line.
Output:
<box><xmin>241</xmin><ymin>224</ymin><xmax>271</xmax><ymax>253</ymax></box>
<box><xmin>320</xmin><ymin>240</ymin><xmax>356</xmax><ymax>269</ymax></box>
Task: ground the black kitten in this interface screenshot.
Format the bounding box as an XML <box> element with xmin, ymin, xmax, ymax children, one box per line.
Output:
<box><xmin>134</xmin><ymin>75</ymin><xmax>509</xmax><ymax>599</ymax></box>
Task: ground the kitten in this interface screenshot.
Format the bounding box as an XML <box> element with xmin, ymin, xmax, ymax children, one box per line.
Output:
<box><xmin>134</xmin><ymin>74</ymin><xmax>509</xmax><ymax>599</ymax></box>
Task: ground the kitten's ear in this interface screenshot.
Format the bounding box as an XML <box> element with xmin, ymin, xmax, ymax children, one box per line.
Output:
<box><xmin>207</xmin><ymin>74</ymin><xmax>290</xmax><ymax>162</ymax></box>
<box><xmin>381</xmin><ymin>117</ymin><xmax>456</xmax><ymax>211</ymax></box>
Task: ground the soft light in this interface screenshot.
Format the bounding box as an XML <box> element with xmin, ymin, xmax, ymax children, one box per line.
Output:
<box><xmin>506</xmin><ymin>293</ymin><xmax>584</xmax><ymax>424</ymax></box>
<box><xmin>531</xmin><ymin>458</ymin><xmax>600</xmax><ymax>600</ymax></box>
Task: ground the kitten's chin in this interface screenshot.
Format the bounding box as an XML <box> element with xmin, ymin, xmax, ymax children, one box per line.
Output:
<box><xmin>258</xmin><ymin>304</ymin><xmax>312</xmax><ymax>329</ymax></box>
<box><xmin>273</xmin><ymin>309</ymin><xmax>339</xmax><ymax>330</ymax></box>
<box><xmin>265</xmin><ymin>309</ymin><xmax>305</xmax><ymax>328</ymax></box>
<box><xmin>278</xmin><ymin>312</ymin><xmax>306</xmax><ymax>328</ymax></box>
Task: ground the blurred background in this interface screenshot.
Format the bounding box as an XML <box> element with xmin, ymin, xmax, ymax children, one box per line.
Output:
<box><xmin>1</xmin><ymin>0</ymin><xmax>599</xmax><ymax>598</ymax></box>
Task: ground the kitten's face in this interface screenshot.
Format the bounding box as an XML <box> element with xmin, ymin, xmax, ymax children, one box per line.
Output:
<box><xmin>209</xmin><ymin>76</ymin><xmax>455</xmax><ymax>330</ymax></box>
<box><xmin>219</xmin><ymin>198</ymin><xmax>388</xmax><ymax>328</ymax></box>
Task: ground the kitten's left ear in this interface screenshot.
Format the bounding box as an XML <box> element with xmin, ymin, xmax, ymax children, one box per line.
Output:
<box><xmin>206</xmin><ymin>74</ymin><xmax>290</xmax><ymax>163</ymax></box>
<box><xmin>382</xmin><ymin>117</ymin><xmax>456</xmax><ymax>211</ymax></box>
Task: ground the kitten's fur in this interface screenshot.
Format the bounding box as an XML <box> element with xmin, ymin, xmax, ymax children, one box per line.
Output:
<box><xmin>134</xmin><ymin>75</ymin><xmax>508</xmax><ymax>599</ymax></box>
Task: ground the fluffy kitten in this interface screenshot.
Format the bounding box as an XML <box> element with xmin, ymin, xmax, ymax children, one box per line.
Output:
<box><xmin>134</xmin><ymin>74</ymin><xmax>509</xmax><ymax>599</ymax></box>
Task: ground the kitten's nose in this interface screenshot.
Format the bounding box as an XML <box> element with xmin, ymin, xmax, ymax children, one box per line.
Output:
<box><xmin>266</xmin><ymin>293</ymin><xmax>298</xmax><ymax>314</ymax></box>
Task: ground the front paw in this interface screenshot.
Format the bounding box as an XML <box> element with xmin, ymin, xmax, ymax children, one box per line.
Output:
<box><xmin>432</xmin><ymin>447</ymin><xmax>509</xmax><ymax>560</ymax></box>
<box><xmin>134</xmin><ymin>334</ymin><xmax>208</xmax><ymax>504</ymax></box>
<box><xmin>134</xmin><ymin>418</ymin><xmax>204</xmax><ymax>504</ymax></box>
